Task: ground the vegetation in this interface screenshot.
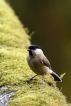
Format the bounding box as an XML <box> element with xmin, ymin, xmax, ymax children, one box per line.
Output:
<box><xmin>0</xmin><ymin>0</ymin><xmax>70</xmax><ymax>106</ymax></box>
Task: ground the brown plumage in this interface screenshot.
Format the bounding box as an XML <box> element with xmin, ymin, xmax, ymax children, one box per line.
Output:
<box><xmin>26</xmin><ymin>45</ymin><xmax>62</xmax><ymax>84</ymax></box>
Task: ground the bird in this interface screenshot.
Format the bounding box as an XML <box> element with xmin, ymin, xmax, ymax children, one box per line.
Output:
<box><xmin>26</xmin><ymin>44</ymin><xmax>62</xmax><ymax>84</ymax></box>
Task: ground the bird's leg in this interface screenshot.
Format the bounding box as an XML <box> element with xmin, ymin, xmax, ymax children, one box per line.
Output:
<box><xmin>29</xmin><ymin>74</ymin><xmax>37</xmax><ymax>81</ymax></box>
<box><xmin>24</xmin><ymin>74</ymin><xmax>37</xmax><ymax>83</ymax></box>
<box><xmin>41</xmin><ymin>75</ymin><xmax>45</xmax><ymax>84</ymax></box>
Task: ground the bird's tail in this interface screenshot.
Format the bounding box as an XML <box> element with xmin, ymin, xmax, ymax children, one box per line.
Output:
<box><xmin>51</xmin><ymin>71</ymin><xmax>62</xmax><ymax>82</ymax></box>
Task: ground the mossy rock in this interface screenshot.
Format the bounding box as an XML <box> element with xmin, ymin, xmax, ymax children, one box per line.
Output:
<box><xmin>0</xmin><ymin>0</ymin><xmax>70</xmax><ymax>106</ymax></box>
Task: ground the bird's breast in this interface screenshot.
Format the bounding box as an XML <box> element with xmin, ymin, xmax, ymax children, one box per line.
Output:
<box><xmin>27</xmin><ymin>56</ymin><xmax>49</xmax><ymax>75</ymax></box>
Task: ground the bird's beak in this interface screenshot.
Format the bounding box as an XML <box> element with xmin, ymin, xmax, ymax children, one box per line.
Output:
<box><xmin>27</xmin><ymin>49</ymin><xmax>31</xmax><ymax>51</ymax></box>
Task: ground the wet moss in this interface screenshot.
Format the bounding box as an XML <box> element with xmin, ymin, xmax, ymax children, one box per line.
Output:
<box><xmin>0</xmin><ymin>0</ymin><xmax>70</xmax><ymax>106</ymax></box>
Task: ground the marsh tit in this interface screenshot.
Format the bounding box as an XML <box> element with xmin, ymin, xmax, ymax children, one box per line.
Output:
<box><xmin>26</xmin><ymin>44</ymin><xmax>62</xmax><ymax>84</ymax></box>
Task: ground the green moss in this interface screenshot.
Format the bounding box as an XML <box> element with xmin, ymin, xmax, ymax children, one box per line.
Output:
<box><xmin>8</xmin><ymin>84</ymin><xmax>68</xmax><ymax>106</ymax></box>
<box><xmin>0</xmin><ymin>0</ymin><xmax>70</xmax><ymax>106</ymax></box>
<box><xmin>0</xmin><ymin>0</ymin><xmax>30</xmax><ymax>87</ymax></box>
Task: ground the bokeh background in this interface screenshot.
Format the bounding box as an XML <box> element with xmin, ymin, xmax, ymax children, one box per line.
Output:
<box><xmin>7</xmin><ymin>0</ymin><xmax>71</xmax><ymax>102</ymax></box>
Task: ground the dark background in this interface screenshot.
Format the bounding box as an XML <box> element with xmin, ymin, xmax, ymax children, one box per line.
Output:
<box><xmin>7</xmin><ymin>0</ymin><xmax>71</xmax><ymax>102</ymax></box>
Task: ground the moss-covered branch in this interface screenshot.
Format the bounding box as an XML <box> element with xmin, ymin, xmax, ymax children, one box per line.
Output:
<box><xmin>0</xmin><ymin>0</ymin><xmax>70</xmax><ymax>106</ymax></box>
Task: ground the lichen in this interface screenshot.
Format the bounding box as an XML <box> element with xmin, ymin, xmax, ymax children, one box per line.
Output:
<box><xmin>0</xmin><ymin>0</ymin><xmax>70</xmax><ymax>106</ymax></box>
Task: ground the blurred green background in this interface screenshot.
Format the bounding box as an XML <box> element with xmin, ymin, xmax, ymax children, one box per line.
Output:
<box><xmin>7</xmin><ymin>0</ymin><xmax>71</xmax><ymax>102</ymax></box>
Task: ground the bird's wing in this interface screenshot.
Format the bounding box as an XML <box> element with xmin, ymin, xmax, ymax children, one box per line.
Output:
<box><xmin>41</xmin><ymin>56</ymin><xmax>51</xmax><ymax>69</ymax></box>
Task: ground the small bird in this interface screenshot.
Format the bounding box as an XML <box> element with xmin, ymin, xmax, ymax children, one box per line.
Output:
<box><xmin>26</xmin><ymin>44</ymin><xmax>62</xmax><ymax>84</ymax></box>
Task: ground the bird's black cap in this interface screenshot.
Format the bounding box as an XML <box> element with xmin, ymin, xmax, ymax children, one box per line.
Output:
<box><xmin>28</xmin><ymin>45</ymin><xmax>41</xmax><ymax>50</ymax></box>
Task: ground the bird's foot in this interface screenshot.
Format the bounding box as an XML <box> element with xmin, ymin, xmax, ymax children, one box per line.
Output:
<box><xmin>24</xmin><ymin>75</ymin><xmax>37</xmax><ymax>83</ymax></box>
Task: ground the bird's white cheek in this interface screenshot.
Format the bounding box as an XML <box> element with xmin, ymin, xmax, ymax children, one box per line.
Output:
<box><xmin>35</xmin><ymin>49</ymin><xmax>43</xmax><ymax>55</ymax></box>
